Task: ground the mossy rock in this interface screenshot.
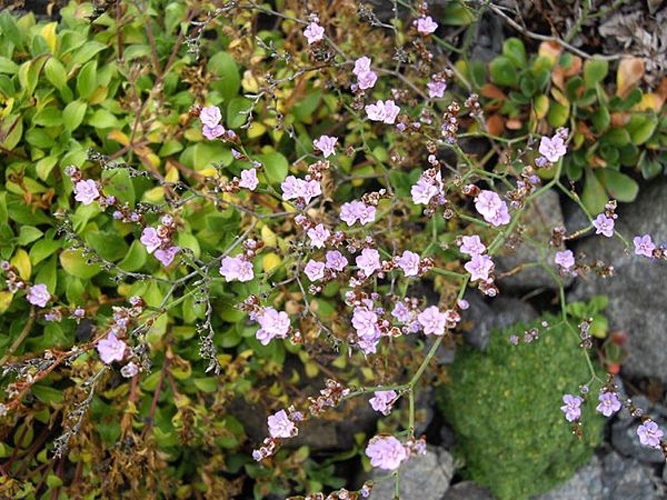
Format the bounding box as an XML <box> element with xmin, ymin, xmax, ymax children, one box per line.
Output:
<box><xmin>437</xmin><ymin>314</ymin><xmax>604</xmax><ymax>500</ymax></box>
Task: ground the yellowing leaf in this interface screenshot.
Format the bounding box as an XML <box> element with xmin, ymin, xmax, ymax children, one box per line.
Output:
<box><xmin>538</xmin><ymin>41</ymin><xmax>562</xmax><ymax>66</ymax></box>
<box><xmin>241</xmin><ymin>70</ymin><xmax>260</xmax><ymax>93</ymax></box>
<box><xmin>635</xmin><ymin>93</ymin><xmax>663</xmax><ymax>112</ymax></box>
<box><xmin>107</xmin><ymin>130</ymin><xmax>130</xmax><ymax>146</ymax></box>
<box><xmin>165</xmin><ymin>164</ymin><xmax>179</xmax><ymax>183</ymax></box>
<box><xmin>142</xmin><ymin>186</ymin><xmax>165</xmax><ymax>203</ymax></box>
<box><xmin>197</xmin><ymin>167</ymin><xmax>218</xmax><ymax>178</ymax></box>
<box><xmin>617</xmin><ymin>57</ymin><xmax>644</xmax><ymax>98</ymax></box>
<box><xmin>40</xmin><ymin>23</ymin><xmax>58</xmax><ymax>53</ymax></box>
<box><xmin>11</xmin><ymin>249</ymin><xmax>31</xmax><ymax>281</ymax></box>
<box><xmin>261</xmin><ymin>225</ymin><xmax>277</xmax><ymax>247</ymax></box>
<box><xmin>247</xmin><ymin>121</ymin><xmax>267</xmax><ymax>139</ymax></box>
<box><xmin>0</xmin><ymin>290</ymin><xmax>14</xmax><ymax>314</ymax></box>
<box><xmin>262</xmin><ymin>253</ymin><xmax>281</xmax><ymax>273</ymax></box>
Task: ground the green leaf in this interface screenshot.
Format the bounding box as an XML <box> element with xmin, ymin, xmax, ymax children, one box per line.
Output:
<box><xmin>193</xmin><ymin>378</ymin><xmax>218</xmax><ymax>393</ymax></box>
<box><xmin>18</xmin><ymin>55</ymin><xmax>48</xmax><ymax>97</ymax></box>
<box><xmin>63</xmin><ymin>100</ymin><xmax>87</xmax><ymax>132</ymax></box>
<box><xmin>158</xmin><ymin>140</ymin><xmax>183</xmax><ymax>157</ymax></box>
<box><xmin>226</xmin><ymin>97</ymin><xmax>253</xmax><ymax>129</ymax></box>
<box><xmin>601</xmin><ymin>128</ymin><xmax>631</xmax><ymax>147</ymax></box>
<box><xmin>68</xmin><ymin>41</ymin><xmax>106</xmax><ymax>68</ymax></box>
<box><xmin>502</xmin><ymin>38</ymin><xmax>527</xmax><ymax>68</ymax></box>
<box><xmin>29</xmin><ymin>238</ymin><xmax>61</xmax><ymax>266</ymax></box>
<box><xmin>0</xmin><ymin>56</ymin><xmax>19</xmax><ymax>74</ymax></box>
<box><xmin>583</xmin><ymin>58</ymin><xmax>608</xmax><ymax>88</ymax></box>
<box><xmin>591</xmin><ymin>106</ymin><xmax>610</xmax><ymax>133</ymax></box>
<box><xmin>85</xmin><ymin>230</ymin><xmax>129</xmax><ymax>261</ymax></box>
<box><xmin>470</xmin><ymin>60</ymin><xmax>487</xmax><ymax>89</ymax></box>
<box><xmin>118</xmin><ymin>240</ymin><xmax>147</xmax><ymax>272</ymax></box>
<box><xmin>0</xmin><ymin>13</ymin><xmax>22</xmax><ymax>48</ymax></box>
<box><xmin>179</xmin><ymin>142</ymin><xmax>232</xmax><ymax>171</ymax></box>
<box><xmin>292</xmin><ymin>89</ymin><xmax>322</xmax><ymax>122</ymax></box>
<box><xmin>581</xmin><ymin>169</ymin><xmax>608</xmax><ymax>214</ymax></box>
<box><xmin>0</xmin><ymin>115</ymin><xmax>23</xmax><ymax>150</ymax></box>
<box><xmin>59</xmin><ymin>248</ymin><xmax>102</xmax><ymax>279</ymax></box>
<box><xmin>440</xmin><ymin>0</ymin><xmax>475</xmax><ymax>25</ymax></box>
<box><xmin>32</xmin><ymin>107</ymin><xmax>62</xmax><ymax>127</ymax></box>
<box><xmin>489</xmin><ymin>56</ymin><xmax>519</xmax><ymax>87</ymax></box>
<box><xmin>36</xmin><ymin>155</ymin><xmax>59</xmax><ymax>181</ymax></box>
<box><xmin>17</xmin><ymin>226</ymin><xmax>43</xmax><ymax>246</ymax></box>
<box><xmin>257</xmin><ymin>151</ymin><xmax>289</xmax><ymax>185</ymax></box>
<box><xmin>87</xmin><ymin>109</ymin><xmax>120</xmax><ymax>129</ymax></box>
<box><xmin>627</xmin><ymin>114</ymin><xmax>658</xmax><ymax>145</ymax></box>
<box><xmin>76</xmin><ymin>60</ymin><xmax>97</xmax><ymax>99</ymax></box>
<box><xmin>547</xmin><ymin>100</ymin><xmax>569</xmax><ymax>128</ymax></box>
<box><xmin>599</xmin><ymin>169</ymin><xmax>639</xmax><ymax>203</ymax></box>
<box><xmin>208</xmin><ymin>52</ymin><xmax>241</xmax><ymax>103</ymax></box>
<box><xmin>44</xmin><ymin>57</ymin><xmax>68</xmax><ymax>89</ymax></box>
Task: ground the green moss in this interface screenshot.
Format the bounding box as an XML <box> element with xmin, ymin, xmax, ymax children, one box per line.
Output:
<box><xmin>438</xmin><ymin>314</ymin><xmax>604</xmax><ymax>500</ymax></box>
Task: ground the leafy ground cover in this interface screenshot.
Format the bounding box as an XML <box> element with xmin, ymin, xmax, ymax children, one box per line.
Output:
<box><xmin>0</xmin><ymin>0</ymin><xmax>665</xmax><ymax>498</ymax></box>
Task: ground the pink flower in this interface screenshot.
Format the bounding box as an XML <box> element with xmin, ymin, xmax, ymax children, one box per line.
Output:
<box><xmin>202</xmin><ymin>124</ymin><xmax>225</xmax><ymax>140</ymax></box>
<box><xmin>325</xmin><ymin>250</ymin><xmax>348</xmax><ymax>271</ymax></box>
<box><xmin>560</xmin><ymin>394</ymin><xmax>583</xmax><ymax>422</ymax></box>
<box><xmin>592</xmin><ymin>213</ymin><xmax>614</xmax><ymax>238</ymax></box>
<box><xmin>365</xmin><ymin>100</ymin><xmax>400</xmax><ymax>124</ymax></box>
<box><xmin>352</xmin><ymin>306</ymin><xmax>378</xmax><ymax>339</ymax></box>
<box><xmin>417</xmin><ymin>306</ymin><xmax>447</xmax><ymax>336</ymax></box>
<box><xmin>637</xmin><ymin>420</ymin><xmax>664</xmax><ymax>449</ymax></box>
<box><xmin>475</xmin><ymin>190</ymin><xmax>510</xmax><ymax>226</ymax></box>
<box><xmin>281</xmin><ymin>176</ymin><xmax>322</xmax><ymax>205</ymax></box>
<box><xmin>357</xmin><ymin>70</ymin><xmax>378</xmax><ymax>91</ymax></box>
<box><xmin>154</xmin><ymin>245</ymin><xmax>180</xmax><ymax>266</ymax></box>
<box><xmin>538</xmin><ymin>134</ymin><xmax>567</xmax><ymax>163</ymax></box>
<box><xmin>411</xmin><ymin>169</ymin><xmax>444</xmax><ymax>205</ymax></box>
<box><xmin>267</xmin><ymin>409</ymin><xmax>298</xmax><ymax>438</ymax></box>
<box><xmin>396</xmin><ymin>250</ymin><xmax>420</xmax><ymax>277</ymax></box>
<box><xmin>555</xmin><ymin>250</ymin><xmax>575</xmax><ymax>270</ymax></box>
<box><xmin>414</xmin><ymin>16</ymin><xmax>438</xmax><ymax>34</ymax></box>
<box><xmin>303</xmin><ymin>22</ymin><xmax>325</xmax><ymax>44</ymax></box>
<box><xmin>140</xmin><ymin>227</ymin><xmax>162</xmax><ymax>254</ymax></box>
<box><xmin>200</xmin><ymin>105</ymin><xmax>222</xmax><ymax>128</ymax></box>
<box><xmin>256</xmin><ymin>307</ymin><xmax>290</xmax><ymax>345</ymax></box>
<box><xmin>219</xmin><ymin>255</ymin><xmax>254</xmax><ymax>282</ymax></box>
<box><xmin>74</xmin><ymin>179</ymin><xmax>100</xmax><ymax>205</ymax></box>
<box><xmin>304</xmin><ymin>259</ymin><xmax>326</xmax><ymax>281</ymax></box>
<box><xmin>365</xmin><ymin>435</ymin><xmax>408</xmax><ymax>471</ymax></box>
<box><xmin>353</xmin><ymin>57</ymin><xmax>372</xmax><ymax>76</ymax></box>
<box><xmin>313</xmin><ymin>135</ymin><xmax>338</xmax><ymax>158</ymax></box>
<box><xmin>633</xmin><ymin>234</ymin><xmax>655</xmax><ymax>257</ymax></box>
<box><xmin>369</xmin><ymin>390</ymin><xmax>398</xmax><ymax>415</ymax></box>
<box><xmin>97</xmin><ymin>332</ymin><xmax>127</xmax><ymax>364</ymax></box>
<box><xmin>27</xmin><ymin>283</ymin><xmax>50</xmax><ymax>308</ymax></box>
<box><xmin>464</xmin><ymin>254</ymin><xmax>494</xmax><ymax>282</ymax></box>
<box><xmin>427</xmin><ymin>80</ymin><xmax>446</xmax><ymax>98</ymax></box>
<box><xmin>391</xmin><ymin>301</ymin><xmax>412</xmax><ymax>323</ymax></box>
<box><xmin>340</xmin><ymin>200</ymin><xmax>375</xmax><ymax>226</ymax></box>
<box><xmin>460</xmin><ymin>235</ymin><xmax>486</xmax><ymax>257</ymax></box>
<box><xmin>307</xmin><ymin>223</ymin><xmax>331</xmax><ymax>248</ymax></box>
<box><xmin>239</xmin><ymin>169</ymin><xmax>259</xmax><ymax>190</ymax></box>
<box><xmin>596</xmin><ymin>391</ymin><xmax>622</xmax><ymax>417</ymax></box>
<box><xmin>356</xmin><ymin>248</ymin><xmax>381</xmax><ymax>277</ymax></box>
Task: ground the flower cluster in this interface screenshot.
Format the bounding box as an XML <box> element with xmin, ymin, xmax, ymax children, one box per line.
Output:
<box><xmin>281</xmin><ymin>174</ymin><xmax>323</xmax><ymax>206</ymax></box>
<box><xmin>364</xmin><ymin>434</ymin><xmax>426</xmax><ymax>471</ymax></box>
<box><xmin>537</xmin><ymin>129</ymin><xmax>568</xmax><ymax>165</ymax></box>
<box><xmin>474</xmin><ymin>190</ymin><xmax>510</xmax><ymax>227</ymax></box>
<box><xmin>253</xmin><ymin>406</ymin><xmax>303</xmax><ymax>461</ymax></box>
<box><xmin>95</xmin><ymin>297</ymin><xmax>145</xmax><ymax>377</ymax></box>
<box><xmin>369</xmin><ymin>390</ymin><xmax>398</xmax><ymax>415</ymax></box>
<box><xmin>411</xmin><ymin>168</ymin><xmax>445</xmax><ymax>209</ymax></box>
<box><xmin>199</xmin><ymin>105</ymin><xmax>226</xmax><ymax>140</ymax></box>
<box><xmin>140</xmin><ymin>215</ymin><xmax>181</xmax><ymax>266</ymax></box>
<box><xmin>365</xmin><ymin>99</ymin><xmax>400</xmax><ymax>124</ymax></box>
<box><xmin>352</xmin><ymin>56</ymin><xmax>378</xmax><ymax>91</ymax></box>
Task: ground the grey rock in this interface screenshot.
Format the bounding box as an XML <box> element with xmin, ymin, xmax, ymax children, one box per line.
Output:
<box><xmin>461</xmin><ymin>294</ymin><xmax>538</xmax><ymax>351</ymax></box>
<box><xmin>442</xmin><ymin>481</ymin><xmax>496</xmax><ymax>500</ymax></box>
<box><xmin>368</xmin><ymin>446</ymin><xmax>455</xmax><ymax>500</ymax></box>
<box><xmin>532</xmin><ymin>455</ymin><xmax>603</xmax><ymax>500</ymax></box>
<box><xmin>569</xmin><ymin>178</ymin><xmax>667</xmax><ymax>383</ymax></box>
<box><xmin>601</xmin><ymin>451</ymin><xmax>658</xmax><ymax>500</ymax></box>
<box><xmin>495</xmin><ymin>190</ymin><xmax>569</xmax><ymax>291</ymax></box>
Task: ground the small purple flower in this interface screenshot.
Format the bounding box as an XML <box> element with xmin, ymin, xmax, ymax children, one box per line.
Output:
<box><xmin>304</xmin><ymin>259</ymin><xmax>326</xmax><ymax>281</ymax></box>
<box><xmin>352</xmin><ymin>306</ymin><xmax>379</xmax><ymax>339</ymax></box>
<box><xmin>417</xmin><ymin>306</ymin><xmax>447</xmax><ymax>336</ymax></box>
<box><xmin>414</xmin><ymin>16</ymin><xmax>438</xmax><ymax>35</ymax></box>
<box><xmin>325</xmin><ymin>250</ymin><xmax>348</xmax><ymax>271</ymax></box>
<box><xmin>365</xmin><ymin>100</ymin><xmax>400</xmax><ymax>124</ymax></box>
<box><xmin>356</xmin><ymin>248</ymin><xmax>381</xmax><ymax>277</ymax></box>
<box><xmin>313</xmin><ymin>135</ymin><xmax>338</xmax><ymax>158</ymax></box>
<box><xmin>97</xmin><ymin>332</ymin><xmax>127</xmax><ymax>364</ymax></box>
<box><xmin>27</xmin><ymin>284</ymin><xmax>50</xmax><ymax>308</ymax></box>
<box><xmin>256</xmin><ymin>307</ymin><xmax>290</xmax><ymax>345</ymax></box>
<box><xmin>202</xmin><ymin>124</ymin><xmax>225</xmax><ymax>140</ymax></box>
<box><xmin>268</xmin><ymin>409</ymin><xmax>298</xmax><ymax>438</ymax></box>
<box><xmin>633</xmin><ymin>234</ymin><xmax>655</xmax><ymax>258</ymax></box>
<box><xmin>200</xmin><ymin>105</ymin><xmax>222</xmax><ymax>128</ymax></box>
<box><xmin>464</xmin><ymin>254</ymin><xmax>494</xmax><ymax>282</ymax></box>
<box><xmin>369</xmin><ymin>390</ymin><xmax>398</xmax><ymax>415</ymax></box>
<box><xmin>592</xmin><ymin>213</ymin><xmax>615</xmax><ymax>238</ymax></box>
<box><xmin>365</xmin><ymin>435</ymin><xmax>408</xmax><ymax>471</ymax></box>
<box><xmin>460</xmin><ymin>235</ymin><xmax>486</xmax><ymax>257</ymax></box>
<box><xmin>307</xmin><ymin>224</ymin><xmax>331</xmax><ymax>248</ymax></box>
<box><xmin>475</xmin><ymin>190</ymin><xmax>510</xmax><ymax>226</ymax></box>
<box><xmin>560</xmin><ymin>394</ymin><xmax>583</xmax><ymax>422</ymax></box>
<box><xmin>555</xmin><ymin>250</ymin><xmax>575</xmax><ymax>270</ymax></box>
<box><xmin>596</xmin><ymin>391</ymin><xmax>622</xmax><ymax>417</ymax></box>
<box><xmin>74</xmin><ymin>179</ymin><xmax>100</xmax><ymax>205</ymax></box>
<box><xmin>538</xmin><ymin>134</ymin><xmax>567</xmax><ymax>163</ymax></box>
<box><xmin>303</xmin><ymin>22</ymin><xmax>325</xmax><ymax>44</ymax></box>
<box><xmin>154</xmin><ymin>245</ymin><xmax>180</xmax><ymax>266</ymax></box>
<box><xmin>411</xmin><ymin>169</ymin><xmax>444</xmax><ymax>206</ymax></box>
<box><xmin>239</xmin><ymin>169</ymin><xmax>259</xmax><ymax>191</ymax></box>
<box><xmin>340</xmin><ymin>200</ymin><xmax>375</xmax><ymax>226</ymax></box>
<box><xmin>219</xmin><ymin>255</ymin><xmax>254</xmax><ymax>282</ymax></box>
<box><xmin>121</xmin><ymin>361</ymin><xmax>139</xmax><ymax>378</ymax></box>
<box><xmin>396</xmin><ymin>250</ymin><xmax>420</xmax><ymax>277</ymax></box>
<box><xmin>391</xmin><ymin>301</ymin><xmax>411</xmax><ymax>323</ymax></box>
<box><xmin>281</xmin><ymin>176</ymin><xmax>322</xmax><ymax>205</ymax></box>
<box><xmin>637</xmin><ymin>420</ymin><xmax>664</xmax><ymax>449</ymax></box>
<box><xmin>140</xmin><ymin>227</ymin><xmax>163</xmax><ymax>254</ymax></box>
<box><xmin>427</xmin><ymin>80</ymin><xmax>447</xmax><ymax>99</ymax></box>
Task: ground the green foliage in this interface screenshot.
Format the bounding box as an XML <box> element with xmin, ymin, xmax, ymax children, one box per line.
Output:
<box><xmin>438</xmin><ymin>314</ymin><xmax>605</xmax><ymax>500</ymax></box>
<box><xmin>460</xmin><ymin>37</ymin><xmax>667</xmax><ymax>213</ymax></box>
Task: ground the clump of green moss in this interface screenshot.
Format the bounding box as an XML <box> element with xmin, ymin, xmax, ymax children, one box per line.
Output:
<box><xmin>438</xmin><ymin>314</ymin><xmax>604</xmax><ymax>500</ymax></box>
